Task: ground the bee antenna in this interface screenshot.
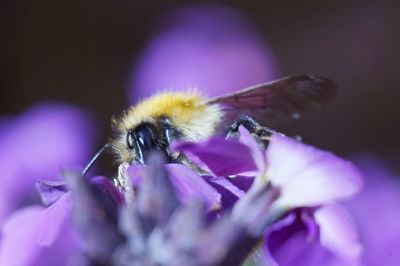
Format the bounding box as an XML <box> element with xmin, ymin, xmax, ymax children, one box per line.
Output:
<box><xmin>82</xmin><ymin>143</ymin><xmax>111</xmax><ymax>176</ymax></box>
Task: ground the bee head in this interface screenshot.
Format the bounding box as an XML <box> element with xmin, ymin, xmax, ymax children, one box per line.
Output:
<box><xmin>126</xmin><ymin>122</ymin><xmax>168</xmax><ymax>164</ymax></box>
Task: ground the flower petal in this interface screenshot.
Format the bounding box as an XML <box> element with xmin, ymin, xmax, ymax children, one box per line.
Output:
<box><xmin>136</xmin><ymin>154</ymin><xmax>179</xmax><ymax>226</ymax></box>
<box><xmin>205</xmin><ymin>176</ymin><xmax>246</xmax><ymax>208</ymax></box>
<box><xmin>66</xmin><ymin>171</ymin><xmax>124</xmax><ymax>261</ymax></box>
<box><xmin>172</xmin><ymin>137</ymin><xmax>257</xmax><ymax>176</ymax></box>
<box><xmin>36</xmin><ymin>180</ymin><xmax>68</xmax><ymax>206</ymax></box>
<box><xmin>314</xmin><ymin>204</ymin><xmax>362</xmax><ymax>263</ymax></box>
<box><xmin>238</xmin><ymin>125</ymin><xmax>267</xmax><ymax>173</ymax></box>
<box><xmin>90</xmin><ymin>176</ymin><xmax>124</xmax><ymax>205</ymax></box>
<box><xmin>265</xmin><ymin>210</ymin><xmax>334</xmax><ymax>266</ymax></box>
<box><xmin>166</xmin><ymin>164</ymin><xmax>222</xmax><ymax>210</ymax></box>
<box><xmin>0</xmin><ymin>193</ymin><xmax>78</xmax><ymax>266</ymax></box>
<box><xmin>343</xmin><ymin>156</ymin><xmax>400</xmax><ymax>265</ymax></box>
<box><xmin>128</xmin><ymin>164</ymin><xmax>222</xmax><ymax>211</ymax></box>
<box><xmin>268</xmin><ymin>135</ymin><xmax>363</xmax><ymax>208</ymax></box>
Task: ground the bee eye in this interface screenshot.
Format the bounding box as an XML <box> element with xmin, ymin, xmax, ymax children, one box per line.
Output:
<box><xmin>136</xmin><ymin>124</ymin><xmax>156</xmax><ymax>150</ymax></box>
<box><xmin>126</xmin><ymin>123</ymin><xmax>164</xmax><ymax>164</ymax></box>
<box><xmin>127</xmin><ymin>130</ymin><xmax>135</xmax><ymax>150</ymax></box>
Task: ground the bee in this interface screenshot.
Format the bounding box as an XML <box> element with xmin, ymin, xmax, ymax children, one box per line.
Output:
<box><xmin>82</xmin><ymin>75</ymin><xmax>336</xmax><ymax>175</ymax></box>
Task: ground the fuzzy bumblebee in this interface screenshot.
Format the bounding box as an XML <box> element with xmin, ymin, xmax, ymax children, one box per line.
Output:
<box><xmin>83</xmin><ymin>75</ymin><xmax>335</xmax><ymax>175</ymax></box>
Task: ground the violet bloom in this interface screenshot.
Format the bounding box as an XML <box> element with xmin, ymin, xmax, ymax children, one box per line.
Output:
<box><xmin>129</xmin><ymin>3</ymin><xmax>278</xmax><ymax>102</ymax></box>
<box><xmin>0</xmin><ymin>103</ymin><xmax>95</xmax><ymax>221</ymax></box>
<box><xmin>0</xmin><ymin>176</ymin><xmax>119</xmax><ymax>266</ymax></box>
<box><xmin>173</xmin><ymin>126</ymin><xmax>363</xmax><ymax>265</ymax></box>
<box><xmin>71</xmin><ymin>154</ymin><xmax>280</xmax><ymax>266</ymax></box>
<box><xmin>0</xmin><ymin>126</ymin><xmax>363</xmax><ymax>266</ymax></box>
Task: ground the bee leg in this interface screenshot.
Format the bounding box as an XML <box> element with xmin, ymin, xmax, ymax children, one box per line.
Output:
<box><xmin>226</xmin><ymin>115</ymin><xmax>282</xmax><ymax>148</ymax></box>
<box><xmin>170</xmin><ymin>151</ymin><xmax>210</xmax><ymax>175</ymax></box>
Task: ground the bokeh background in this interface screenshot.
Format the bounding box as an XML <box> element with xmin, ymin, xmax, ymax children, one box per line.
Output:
<box><xmin>1</xmin><ymin>1</ymin><xmax>400</xmax><ymax>264</ymax></box>
<box><xmin>1</xmin><ymin>0</ymin><xmax>400</xmax><ymax>186</ymax></box>
<box><xmin>2</xmin><ymin>0</ymin><xmax>400</xmax><ymax>161</ymax></box>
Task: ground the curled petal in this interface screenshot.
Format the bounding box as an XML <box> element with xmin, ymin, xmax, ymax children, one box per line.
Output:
<box><xmin>172</xmin><ymin>137</ymin><xmax>257</xmax><ymax>176</ymax></box>
<box><xmin>36</xmin><ymin>180</ymin><xmax>68</xmax><ymax>206</ymax></box>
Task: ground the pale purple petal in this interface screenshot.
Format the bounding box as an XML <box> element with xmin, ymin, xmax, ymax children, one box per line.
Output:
<box><xmin>343</xmin><ymin>156</ymin><xmax>400</xmax><ymax>265</ymax></box>
<box><xmin>267</xmin><ymin>135</ymin><xmax>363</xmax><ymax>208</ymax></box>
<box><xmin>127</xmin><ymin>164</ymin><xmax>147</xmax><ymax>187</ymax></box>
<box><xmin>172</xmin><ymin>138</ymin><xmax>256</xmax><ymax>176</ymax></box>
<box><xmin>0</xmin><ymin>206</ymin><xmax>45</xmax><ymax>265</ymax></box>
<box><xmin>166</xmin><ymin>164</ymin><xmax>221</xmax><ymax>211</ymax></box>
<box><xmin>90</xmin><ymin>176</ymin><xmax>124</xmax><ymax>205</ymax></box>
<box><xmin>129</xmin><ymin>3</ymin><xmax>278</xmax><ymax>102</ymax></box>
<box><xmin>238</xmin><ymin>126</ymin><xmax>267</xmax><ymax>173</ymax></box>
<box><xmin>0</xmin><ymin>193</ymin><xmax>78</xmax><ymax>266</ymax></box>
<box><xmin>128</xmin><ymin>164</ymin><xmax>222</xmax><ymax>210</ymax></box>
<box><xmin>314</xmin><ymin>204</ymin><xmax>362</xmax><ymax>263</ymax></box>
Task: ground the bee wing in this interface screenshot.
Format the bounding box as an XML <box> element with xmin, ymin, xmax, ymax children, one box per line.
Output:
<box><xmin>205</xmin><ymin>75</ymin><xmax>336</xmax><ymax>119</ymax></box>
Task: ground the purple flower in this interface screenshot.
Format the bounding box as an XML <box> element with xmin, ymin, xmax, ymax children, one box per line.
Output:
<box><xmin>0</xmin><ymin>125</ymin><xmax>363</xmax><ymax>265</ymax></box>
<box><xmin>127</xmin><ymin>163</ymin><xmax>222</xmax><ymax>211</ymax></box>
<box><xmin>77</xmin><ymin>154</ymin><xmax>281</xmax><ymax>266</ymax></box>
<box><xmin>0</xmin><ymin>176</ymin><xmax>121</xmax><ymax>266</ymax></box>
<box><xmin>0</xmin><ymin>193</ymin><xmax>78</xmax><ymax>266</ymax></box>
<box><xmin>0</xmin><ymin>103</ymin><xmax>95</xmax><ymax>221</ymax></box>
<box><xmin>173</xmin><ymin>126</ymin><xmax>363</xmax><ymax>265</ymax></box>
<box><xmin>129</xmin><ymin>3</ymin><xmax>278</xmax><ymax>102</ymax></box>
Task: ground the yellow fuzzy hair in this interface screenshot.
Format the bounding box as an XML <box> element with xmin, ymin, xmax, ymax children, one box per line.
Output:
<box><xmin>111</xmin><ymin>91</ymin><xmax>223</xmax><ymax>163</ymax></box>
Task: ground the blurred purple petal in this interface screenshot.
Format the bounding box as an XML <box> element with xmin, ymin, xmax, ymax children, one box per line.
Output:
<box><xmin>314</xmin><ymin>204</ymin><xmax>362</xmax><ymax>263</ymax></box>
<box><xmin>167</xmin><ymin>164</ymin><xmax>222</xmax><ymax>211</ymax></box>
<box><xmin>129</xmin><ymin>3</ymin><xmax>279</xmax><ymax>102</ymax></box>
<box><xmin>172</xmin><ymin>137</ymin><xmax>257</xmax><ymax>176</ymax></box>
<box><xmin>90</xmin><ymin>176</ymin><xmax>124</xmax><ymax>206</ymax></box>
<box><xmin>164</xmin><ymin>200</ymin><xmax>206</xmax><ymax>249</ymax></box>
<box><xmin>267</xmin><ymin>134</ymin><xmax>363</xmax><ymax>208</ymax></box>
<box><xmin>66</xmin><ymin>172</ymin><xmax>124</xmax><ymax>262</ymax></box>
<box><xmin>343</xmin><ymin>156</ymin><xmax>400</xmax><ymax>265</ymax></box>
<box><xmin>136</xmin><ymin>154</ymin><xmax>179</xmax><ymax>227</ymax></box>
<box><xmin>0</xmin><ymin>194</ymin><xmax>79</xmax><ymax>266</ymax></box>
<box><xmin>128</xmin><ymin>163</ymin><xmax>222</xmax><ymax>210</ymax></box>
<box><xmin>126</xmin><ymin>163</ymin><xmax>146</xmax><ymax>187</ymax></box>
<box><xmin>0</xmin><ymin>102</ymin><xmax>95</xmax><ymax>220</ymax></box>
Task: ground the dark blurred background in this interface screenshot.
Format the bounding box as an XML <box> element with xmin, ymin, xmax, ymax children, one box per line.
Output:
<box><xmin>1</xmin><ymin>0</ymin><xmax>400</xmax><ymax>172</ymax></box>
